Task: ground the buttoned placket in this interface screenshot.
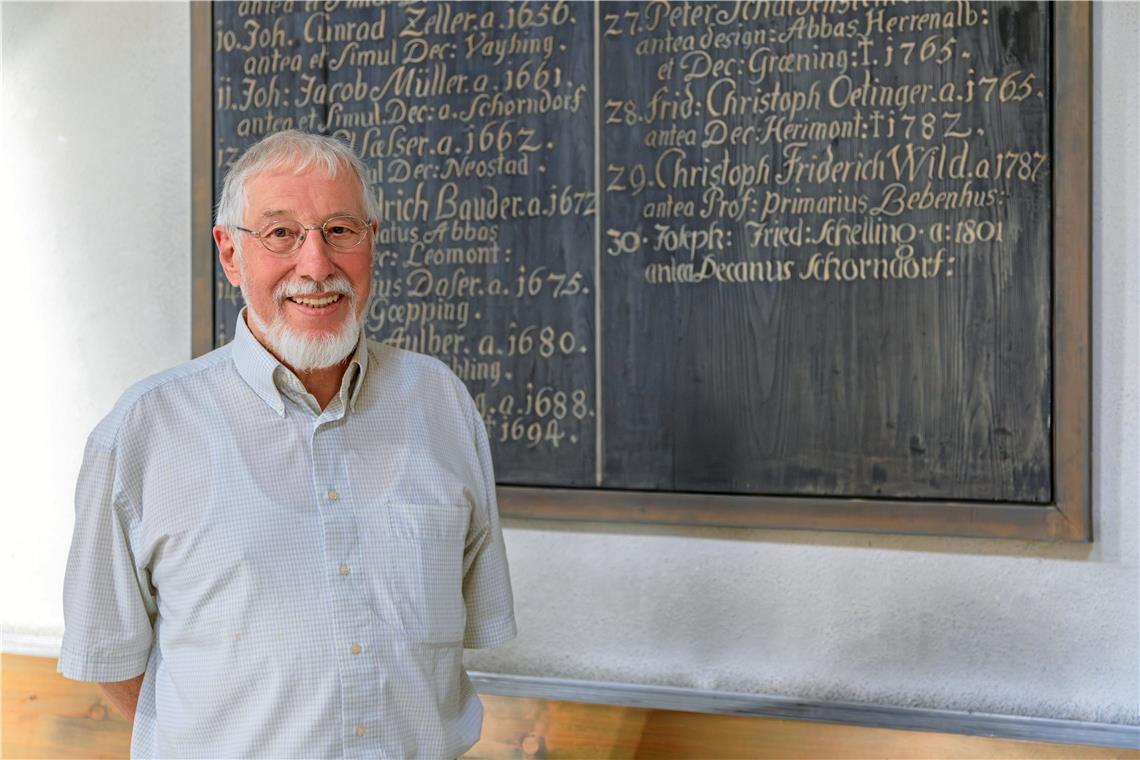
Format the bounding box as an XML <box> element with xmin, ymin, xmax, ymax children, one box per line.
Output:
<box><xmin>289</xmin><ymin>387</ymin><xmax>378</xmax><ymax>755</ymax></box>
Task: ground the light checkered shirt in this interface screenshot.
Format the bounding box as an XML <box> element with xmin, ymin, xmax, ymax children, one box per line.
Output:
<box><xmin>59</xmin><ymin>312</ymin><xmax>517</xmax><ymax>758</ymax></box>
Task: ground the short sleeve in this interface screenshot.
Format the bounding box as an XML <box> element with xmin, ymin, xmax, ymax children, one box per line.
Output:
<box><xmin>58</xmin><ymin>435</ymin><xmax>156</xmax><ymax>682</ymax></box>
<box><xmin>460</xmin><ymin>393</ymin><xmax>517</xmax><ymax>649</ymax></box>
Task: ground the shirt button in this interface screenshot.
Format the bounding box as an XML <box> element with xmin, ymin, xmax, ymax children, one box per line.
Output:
<box><xmin>339</xmin><ymin>564</ymin><xmax>350</xmax><ymax>576</ymax></box>
<box><xmin>327</xmin><ymin>488</ymin><xmax>338</xmax><ymax>501</ymax></box>
<box><xmin>356</xmin><ymin>725</ymin><xmax>367</xmax><ymax>737</ymax></box>
<box><xmin>351</xmin><ymin>643</ymin><xmax>362</xmax><ymax>655</ymax></box>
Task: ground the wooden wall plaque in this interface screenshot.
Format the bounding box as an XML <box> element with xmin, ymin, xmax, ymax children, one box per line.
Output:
<box><xmin>191</xmin><ymin>1</ymin><xmax>1091</xmax><ymax>540</ymax></box>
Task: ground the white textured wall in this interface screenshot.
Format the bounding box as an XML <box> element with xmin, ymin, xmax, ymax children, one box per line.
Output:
<box><xmin>1</xmin><ymin>2</ymin><xmax>190</xmax><ymax>640</ymax></box>
<box><xmin>2</xmin><ymin>1</ymin><xmax>1136</xmax><ymax>726</ymax></box>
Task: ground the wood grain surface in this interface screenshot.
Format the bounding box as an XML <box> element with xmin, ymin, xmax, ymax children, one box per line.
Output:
<box><xmin>4</xmin><ymin>654</ymin><xmax>1134</xmax><ymax>759</ymax></box>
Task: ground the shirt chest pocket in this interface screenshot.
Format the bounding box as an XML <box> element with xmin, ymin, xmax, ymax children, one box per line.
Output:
<box><xmin>360</xmin><ymin>502</ymin><xmax>469</xmax><ymax>645</ymax></box>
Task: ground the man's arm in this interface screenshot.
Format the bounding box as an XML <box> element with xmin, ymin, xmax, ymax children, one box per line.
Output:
<box><xmin>97</xmin><ymin>675</ymin><xmax>144</xmax><ymax>721</ymax></box>
<box><xmin>60</xmin><ymin>436</ymin><xmax>156</xmax><ymax>705</ymax></box>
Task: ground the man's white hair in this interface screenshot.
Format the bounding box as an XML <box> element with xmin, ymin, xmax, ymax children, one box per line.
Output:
<box><xmin>215</xmin><ymin>130</ymin><xmax>380</xmax><ymax>235</ymax></box>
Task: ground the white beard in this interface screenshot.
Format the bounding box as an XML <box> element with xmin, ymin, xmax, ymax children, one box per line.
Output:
<box><xmin>239</xmin><ymin>263</ymin><xmax>366</xmax><ymax>372</ymax></box>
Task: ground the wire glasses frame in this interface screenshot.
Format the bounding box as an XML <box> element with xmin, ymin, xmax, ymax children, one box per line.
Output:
<box><xmin>234</xmin><ymin>214</ymin><xmax>373</xmax><ymax>255</ymax></box>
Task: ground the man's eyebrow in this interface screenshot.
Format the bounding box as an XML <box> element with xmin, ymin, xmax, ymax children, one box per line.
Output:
<box><xmin>259</xmin><ymin>209</ymin><xmax>293</xmax><ymax>218</ymax></box>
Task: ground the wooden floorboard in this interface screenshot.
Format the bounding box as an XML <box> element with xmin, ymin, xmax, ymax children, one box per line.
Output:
<box><xmin>4</xmin><ymin>654</ymin><xmax>1135</xmax><ymax>759</ymax></box>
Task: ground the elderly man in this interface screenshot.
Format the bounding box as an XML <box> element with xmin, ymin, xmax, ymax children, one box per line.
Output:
<box><xmin>59</xmin><ymin>130</ymin><xmax>516</xmax><ymax>758</ymax></box>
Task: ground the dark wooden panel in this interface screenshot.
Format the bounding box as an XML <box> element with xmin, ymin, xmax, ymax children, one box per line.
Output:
<box><xmin>210</xmin><ymin>1</ymin><xmax>598</xmax><ymax>487</ymax></box>
<box><xmin>599</xmin><ymin>2</ymin><xmax>1052</xmax><ymax>502</ymax></box>
<box><xmin>195</xmin><ymin>2</ymin><xmax>1092</xmax><ymax>539</ymax></box>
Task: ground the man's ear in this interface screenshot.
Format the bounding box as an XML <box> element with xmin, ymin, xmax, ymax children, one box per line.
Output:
<box><xmin>214</xmin><ymin>226</ymin><xmax>242</xmax><ymax>287</ymax></box>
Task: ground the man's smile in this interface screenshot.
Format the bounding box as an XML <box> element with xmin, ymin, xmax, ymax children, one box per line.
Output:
<box><xmin>286</xmin><ymin>292</ymin><xmax>343</xmax><ymax>311</ymax></box>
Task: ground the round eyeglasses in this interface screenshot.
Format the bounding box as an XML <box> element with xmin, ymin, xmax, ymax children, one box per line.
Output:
<box><xmin>234</xmin><ymin>215</ymin><xmax>372</xmax><ymax>255</ymax></box>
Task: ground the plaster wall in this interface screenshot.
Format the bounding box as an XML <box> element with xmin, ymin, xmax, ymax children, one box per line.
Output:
<box><xmin>2</xmin><ymin>1</ymin><xmax>1136</xmax><ymax>725</ymax></box>
<box><xmin>1</xmin><ymin>1</ymin><xmax>191</xmax><ymax>641</ymax></box>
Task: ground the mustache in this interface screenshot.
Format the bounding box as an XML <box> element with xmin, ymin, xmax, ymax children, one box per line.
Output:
<box><xmin>273</xmin><ymin>275</ymin><xmax>356</xmax><ymax>304</ymax></box>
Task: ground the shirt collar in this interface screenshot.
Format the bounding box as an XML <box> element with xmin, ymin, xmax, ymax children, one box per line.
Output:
<box><xmin>343</xmin><ymin>329</ymin><xmax>369</xmax><ymax>412</ymax></box>
<box><xmin>232</xmin><ymin>310</ymin><xmax>287</xmax><ymax>416</ymax></box>
<box><xmin>231</xmin><ymin>308</ymin><xmax>370</xmax><ymax>417</ymax></box>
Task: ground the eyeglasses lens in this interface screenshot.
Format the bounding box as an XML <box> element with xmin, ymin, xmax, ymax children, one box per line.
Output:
<box><xmin>259</xmin><ymin>220</ymin><xmax>304</xmax><ymax>253</ymax></box>
<box><xmin>256</xmin><ymin>216</ymin><xmax>368</xmax><ymax>254</ymax></box>
<box><xmin>322</xmin><ymin>216</ymin><xmax>368</xmax><ymax>250</ymax></box>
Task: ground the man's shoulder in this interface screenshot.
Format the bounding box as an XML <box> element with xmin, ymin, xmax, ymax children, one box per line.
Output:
<box><xmin>365</xmin><ymin>339</ymin><xmax>460</xmax><ymax>382</ymax></box>
<box><xmin>88</xmin><ymin>344</ymin><xmax>236</xmax><ymax>449</ymax></box>
<box><xmin>364</xmin><ymin>339</ymin><xmax>472</xmax><ymax>402</ymax></box>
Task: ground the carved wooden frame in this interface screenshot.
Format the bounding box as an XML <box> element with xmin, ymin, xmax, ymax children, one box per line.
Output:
<box><xmin>190</xmin><ymin>3</ymin><xmax>1091</xmax><ymax>541</ymax></box>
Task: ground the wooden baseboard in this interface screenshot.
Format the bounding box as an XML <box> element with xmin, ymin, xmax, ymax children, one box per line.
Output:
<box><xmin>3</xmin><ymin>654</ymin><xmax>1136</xmax><ymax>759</ymax></box>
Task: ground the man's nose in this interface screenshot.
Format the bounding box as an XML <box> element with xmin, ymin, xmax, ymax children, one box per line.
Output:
<box><xmin>293</xmin><ymin>228</ymin><xmax>337</xmax><ymax>282</ymax></box>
